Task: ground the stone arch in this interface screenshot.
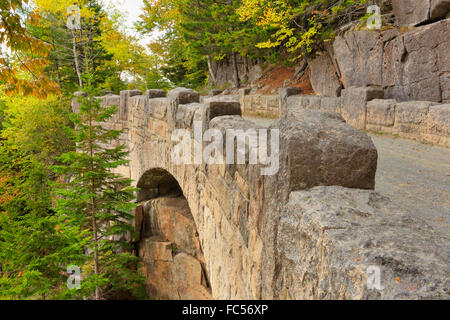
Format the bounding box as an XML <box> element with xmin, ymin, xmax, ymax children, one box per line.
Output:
<box><xmin>136</xmin><ymin>168</ymin><xmax>183</xmax><ymax>202</ymax></box>
<box><xmin>77</xmin><ymin>88</ymin><xmax>450</xmax><ymax>300</ymax></box>
<box><xmin>134</xmin><ymin>168</ymin><xmax>212</xmax><ymax>300</ymax></box>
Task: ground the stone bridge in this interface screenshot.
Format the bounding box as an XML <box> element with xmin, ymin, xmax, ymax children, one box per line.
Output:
<box><xmin>73</xmin><ymin>88</ymin><xmax>449</xmax><ymax>300</ymax></box>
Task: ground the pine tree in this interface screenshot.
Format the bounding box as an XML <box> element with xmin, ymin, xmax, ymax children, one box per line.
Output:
<box><xmin>52</xmin><ymin>81</ymin><xmax>145</xmax><ymax>300</ymax></box>
<box><xmin>0</xmin><ymin>95</ymin><xmax>86</xmax><ymax>300</ymax></box>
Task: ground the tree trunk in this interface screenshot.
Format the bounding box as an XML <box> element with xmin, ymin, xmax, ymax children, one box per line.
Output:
<box><xmin>71</xmin><ymin>30</ymin><xmax>83</xmax><ymax>88</ymax></box>
<box><xmin>51</xmin><ymin>37</ymin><xmax>62</xmax><ymax>89</ymax></box>
<box><xmin>207</xmin><ymin>55</ymin><xmax>217</xmax><ymax>85</ymax></box>
<box><xmin>91</xmin><ymin>197</ymin><xmax>101</xmax><ymax>300</ymax></box>
<box><xmin>231</xmin><ymin>51</ymin><xmax>240</xmax><ymax>88</ymax></box>
<box><xmin>89</xmin><ymin>115</ymin><xmax>100</xmax><ymax>300</ymax></box>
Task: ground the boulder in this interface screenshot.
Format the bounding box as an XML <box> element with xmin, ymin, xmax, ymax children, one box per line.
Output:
<box><xmin>173</xmin><ymin>253</ymin><xmax>212</xmax><ymax>300</ymax></box>
<box><xmin>333</xmin><ymin>30</ymin><xmax>391</xmax><ymax>89</ymax></box>
<box><xmin>142</xmin><ymin>238</ymin><xmax>173</xmax><ymax>262</ymax></box>
<box><xmin>143</xmin><ymin>197</ymin><xmax>204</xmax><ymax>259</ymax></box>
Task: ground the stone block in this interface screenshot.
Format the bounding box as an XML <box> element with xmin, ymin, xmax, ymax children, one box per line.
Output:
<box><xmin>149</xmin><ymin>98</ymin><xmax>168</xmax><ymax>119</ymax></box>
<box><xmin>168</xmin><ymin>87</ymin><xmax>200</xmax><ymax>105</ymax></box>
<box><xmin>175</xmin><ymin>103</ymin><xmax>201</xmax><ymax>128</ymax></box>
<box><xmin>321</xmin><ymin>97</ymin><xmax>342</xmax><ymax>114</ymax></box>
<box><xmin>366</xmin><ymin>99</ymin><xmax>396</xmax><ymax>126</ymax></box>
<box><xmin>341</xmin><ymin>87</ymin><xmax>384</xmax><ymax>130</ymax></box>
<box><xmin>286</xmin><ymin>95</ymin><xmax>311</xmax><ymax>110</ymax></box>
<box><xmin>120</xmin><ymin>90</ymin><xmax>142</xmax><ymax>121</ymax></box>
<box><xmin>276</xmin><ymin>186</ymin><xmax>450</xmax><ymax>299</ymax></box>
<box><xmin>146</xmin><ymin>89</ymin><xmax>166</xmax><ymax>99</ymax></box>
<box><xmin>395</xmin><ymin>101</ymin><xmax>433</xmax><ymax>124</ymax></box>
<box><xmin>204</xmin><ymin>97</ymin><xmax>242</xmax><ymax>122</ymax></box>
<box><xmin>426</xmin><ymin>104</ymin><xmax>450</xmax><ymax>135</ymax></box>
<box><xmin>278</xmin><ymin>109</ymin><xmax>378</xmax><ymax>191</ymax></box>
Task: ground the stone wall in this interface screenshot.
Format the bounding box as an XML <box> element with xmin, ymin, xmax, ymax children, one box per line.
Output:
<box><xmin>286</xmin><ymin>88</ymin><xmax>450</xmax><ymax>147</ymax></box>
<box><xmin>238</xmin><ymin>86</ymin><xmax>450</xmax><ymax>147</ymax></box>
<box><xmin>73</xmin><ymin>88</ymin><xmax>449</xmax><ymax>300</ymax></box>
<box><xmin>239</xmin><ymin>89</ymin><xmax>281</xmax><ymax>118</ymax></box>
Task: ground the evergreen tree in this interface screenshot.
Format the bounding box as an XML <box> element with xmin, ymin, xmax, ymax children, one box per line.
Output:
<box><xmin>52</xmin><ymin>81</ymin><xmax>145</xmax><ymax>300</ymax></box>
<box><xmin>139</xmin><ymin>0</ymin><xmax>271</xmax><ymax>88</ymax></box>
<box><xmin>0</xmin><ymin>95</ymin><xmax>86</xmax><ymax>299</ymax></box>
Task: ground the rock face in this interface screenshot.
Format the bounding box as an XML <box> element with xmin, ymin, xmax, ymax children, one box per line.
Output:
<box><xmin>136</xmin><ymin>197</ymin><xmax>212</xmax><ymax>300</ymax></box>
<box><xmin>209</xmin><ymin>54</ymin><xmax>261</xmax><ymax>87</ymax></box>
<box><xmin>332</xmin><ymin>19</ymin><xmax>450</xmax><ymax>103</ymax></box>
<box><xmin>392</xmin><ymin>0</ymin><xmax>450</xmax><ymax>26</ymax></box>
<box><xmin>76</xmin><ymin>88</ymin><xmax>450</xmax><ymax>300</ymax></box>
<box><xmin>275</xmin><ymin>186</ymin><xmax>450</xmax><ymax>299</ymax></box>
<box><xmin>309</xmin><ymin>53</ymin><xmax>342</xmax><ymax>97</ymax></box>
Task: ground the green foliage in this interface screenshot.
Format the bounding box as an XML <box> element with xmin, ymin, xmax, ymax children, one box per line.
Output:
<box><xmin>238</xmin><ymin>0</ymin><xmax>369</xmax><ymax>60</ymax></box>
<box><xmin>139</xmin><ymin>0</ymin><xmax>372</xmax><ymax>87</ymax></box>
<box><xmin>52</xmin><ymin>81</ymin><xmax>146</xmax><ymax>299</ymax></box>
<box><xmin>0</xmin><ymin>94</ymin><xmax>86</xmax><ymax>299</ymax></box>
<box><xmin>139</xmin><ymin>0</ymin><xmax>271</xmax><ymax>88</ymax></box>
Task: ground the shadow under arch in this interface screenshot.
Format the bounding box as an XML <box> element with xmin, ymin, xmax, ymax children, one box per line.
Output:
<box><xmin>136</xmin><ymin>168</ymin><xmax>183</xmax><ymax>202</ymax></box>
<box><xmin>134</xmin><ymin>167</ymin><xmax>212</xmax><ymax>300</ymax></box>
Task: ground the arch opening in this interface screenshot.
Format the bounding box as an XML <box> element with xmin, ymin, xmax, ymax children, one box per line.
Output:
<box><xmin>134</xmin><ymin>168</ymin><xmax>211</xmax><ymax>300</ymax></box>
<box><xmin>136</xmin><ymin>168</ymin><xmax>183</xmax><ymax>202</ymax></box>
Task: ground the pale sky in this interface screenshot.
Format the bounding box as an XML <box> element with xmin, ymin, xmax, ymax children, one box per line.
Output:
<box><xmin>103</xmin><ymin>0</ymin><xmax>161</xmax><ymax>49</ymax></box>
<box><xmin>103</xmin><ymin>0</ymin><xmax>145</xmax><ymax>30</ymax></box>
<box><xmin>1</xmin><ymin>1</ymin><xmax>152</xmax><ymax>57</ymax></box>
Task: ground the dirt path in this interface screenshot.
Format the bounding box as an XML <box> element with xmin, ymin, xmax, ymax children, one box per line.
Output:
<box><xmin>244</xmin><ymin>117</ymin><xmax>450</xmax><ymax>235</ymax></box>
